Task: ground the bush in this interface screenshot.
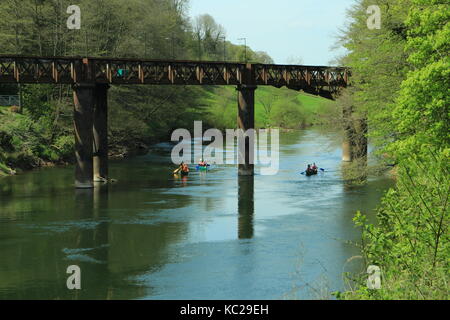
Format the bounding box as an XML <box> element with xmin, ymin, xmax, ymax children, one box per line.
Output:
<box><xmin>343</xmin><ymin>149</ymin><xmax>449</xmax><ymax>300</ymax></box>
<box><xmin>0</xmin><ymin>131</ymin><xmax>14</xmax><ymax>152</ymax></box>
<box><xmin>5</xmin><ymin>151</ymin><xmax>38</xmax><ymax>170</ymax></box>
<box><xmin>0</xmin><ymin>108</ymin><xmax>69</xmax><ymax>169</ymax></box>
<box><xmin>53</xmin><ymin>135</ymin><xmax>74</xmax><ymax>161</ymax></box>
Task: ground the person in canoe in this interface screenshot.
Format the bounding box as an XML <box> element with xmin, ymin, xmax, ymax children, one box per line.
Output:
<box><xmin>198</xmin><ymin>158</ymin><xmax>208</xmax><ymax>167</ymax></box>
<box><xmin>174</xmin><ymin>162</ymin><xmax>189</xmax><ymax>176</ymax></box>
<box><xmin>305</xmin><ymin>164</ymin><xmax>318</xmax><ymax>176</ymax></box>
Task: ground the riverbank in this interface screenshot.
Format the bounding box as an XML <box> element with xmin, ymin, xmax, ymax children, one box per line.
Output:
<box><xmin>0</xmin><ymin>87</ymin><xmax>340</xmax><ymax>178</ymax></box>
<box><xmin>0</xmin><ymin>104</ymin><xmax>170</xmax><ymax>177</ymax></box>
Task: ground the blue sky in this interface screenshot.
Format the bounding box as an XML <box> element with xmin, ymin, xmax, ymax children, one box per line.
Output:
<box><xmin>188</xmin><ymin>0</ymin><xmax>356</xmax><ymax>65</ymax></box>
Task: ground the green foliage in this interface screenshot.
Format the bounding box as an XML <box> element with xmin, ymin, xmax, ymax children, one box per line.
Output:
<box><xmin>21</xmin><ymin>85</ymin><xmax>54</xmax><ymax>120</ymax></box>
<box><xmin>337</xmin><ymin>0</ymin><xmax>411</xmax><ymax>157</ymax></box>
<box><xmin>339</xmin><ymin>0</ymin><xmax>450</xmax><ymax>299</ymax></box>
<box><xmin>0</xmin><ymin>108</ymin><xmax>73</xmax><ymax>168</ymax></box>
<box><xmin>344</xmin><ymin>150</ymin><xmax>449</xmax><ymax>300</ymax></box>
<box><xmin>270</xmin><ymin>99</ymin><xmax>305</xmax><ymax>129</ymax></box>
<box><xmin>389</xmin><ymin>0</ymin><xmax>450</xmax><ymax>160</ymax></box>
<box><xmin>52</xmin><ymin>135</ymin><xmax>74</xmax><ymax>161</ymax></box>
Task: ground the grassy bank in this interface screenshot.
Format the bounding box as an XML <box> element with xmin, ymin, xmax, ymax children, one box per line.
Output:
<box><xmin>203</xmin><ymin>86</ymin><xmax>338</xmax><ymax>129</ymax></box>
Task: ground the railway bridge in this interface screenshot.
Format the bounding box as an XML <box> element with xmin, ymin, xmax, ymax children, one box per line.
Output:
<box><xmin>0</xmin><ymin>55</ymin><xmax>356</xmax><ymax>188</ymax></box>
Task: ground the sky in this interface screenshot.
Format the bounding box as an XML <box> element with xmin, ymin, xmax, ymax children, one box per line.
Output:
<box><xmin>188</xmin><ymin>0</ymin><xmax>356</xmax><ymax>66</ymax></box>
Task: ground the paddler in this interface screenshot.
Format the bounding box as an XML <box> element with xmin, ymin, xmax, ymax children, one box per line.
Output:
<box><xmin>174</xmin><ymin>162</ymin><xmax>190</xmax><ymax>174</ymax></box>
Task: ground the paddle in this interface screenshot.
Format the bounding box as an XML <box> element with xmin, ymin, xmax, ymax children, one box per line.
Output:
<box><xmin>173</xmin><ymin>167</ymin><xmax>182</xmax><ymax>174</ymax></box>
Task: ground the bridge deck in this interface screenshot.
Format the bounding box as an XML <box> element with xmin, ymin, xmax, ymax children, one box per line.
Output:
<box><xmin>0</xmin><ymin>55</ymin><xmax>349</xmax><ymax>96</ymax></box>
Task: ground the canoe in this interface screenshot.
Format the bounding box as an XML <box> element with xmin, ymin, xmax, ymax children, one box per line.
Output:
<box><xmin>180</xmin><ymin>171</ymin><xmax>189</xmax><ymax>176</ymax></box>
<box><xmin>305</xmin><ymin>169</ymin><xmax>318</xmax><ymax>176</ymax></box>
<box><xmin>196</xmin><ymin>165</ymin><xmax>209</xmax><ymax>171</ymax></box>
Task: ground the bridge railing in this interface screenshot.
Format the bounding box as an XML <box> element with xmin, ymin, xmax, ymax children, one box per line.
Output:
<box><xmin>0</xmin><ymin>95</ymin><xmax>20</xmax><ymax>106</ymax></box>
<box><xmin>88</xmin><ymin>59</ymin><xmax>246</xmax><ymax>85</ymax></box>
<box><xmin>0</xmin><ymin>55</ymin><xmax>349</xmax><ymax>96</ymax></box>
<box><xmin>0</xmin><ymin>56</ymin><xmax>76</xmax><ymax>84</ymax></box>
<box><xmin>253</xmin><ymin>64</ymin><xmax>348</xmax><ymax>88</ymax></box>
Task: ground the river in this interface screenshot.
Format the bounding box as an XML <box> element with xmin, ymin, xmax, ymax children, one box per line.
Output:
<box><xmin>0</xmin><ymin>127</ymin><xmax>392</xmax><ymax>299</ymax></box>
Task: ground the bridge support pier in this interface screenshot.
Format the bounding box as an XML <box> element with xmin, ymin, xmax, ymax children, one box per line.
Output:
<box><xmin>342</xmin><ymin>105</ymin><xmax>368</xmax><ymax>162</ymax></box>
<box><xmin>237</xmin><ymin>84</ymin><xmax>256</xmax><ymax>176</ymax></box>
<box><xmin>354</xmin><ymin>116</ymin><xmax>368</xmax><ymax>161</ymax></box>
<box><xmin>73</xmin><ymin>83</ymin><xmax>95</xmax><ymax>189</ymax></box>
<box><xmin>342</xmin><ymin>105</ymin><xmax>355</xmax><ymax>162</ymax></box>
<box><xmin>93</xmin><ymin>84</ymin><xmax>110</xmax><ymax>182</ymax></box>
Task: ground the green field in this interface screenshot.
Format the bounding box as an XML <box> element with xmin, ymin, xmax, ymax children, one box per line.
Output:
<box><xmin>202</xmin><ymin>86</ymin><xmax>338</xmax><ymax>129</ymax></box>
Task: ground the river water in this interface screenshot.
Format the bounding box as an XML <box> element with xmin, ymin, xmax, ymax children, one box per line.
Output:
<box><xmin>0</xmin><ymin>127</ymin><xmax>392</xmax><ymax>300</ymax></box>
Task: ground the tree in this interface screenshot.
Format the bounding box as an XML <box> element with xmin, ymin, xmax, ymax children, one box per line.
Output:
<box><xmin>258</xmin><ymin>93</ymin><xmax>278</xmax><ymax>127</ymax></box>
<box><xmin>286</xmin><ymin>55</ymin><xmax>304</xmax><ymax>65</ymax></box>
<box><xmin>193</xmin><ymin>14</ymin><xmax>226</xmax><ymax>60</ymax></box>
<box><xmin>254</xmin><ymin>51</ymin><xmax>274</xmax><ymax>64</ymax></box>
<box><xmin>337</xmin><ymin>0</ymin><xmax>450</xmax><ymax>300</ymax></box>
<box><xmin>390</xmin><ymin>0</ymin><xmax>450</xmax><ymax>160</ymax></box>
<box><xmin>336</xmin><ymin>0</ymin><xmax>412</xmax><ymax>159</ymax></box>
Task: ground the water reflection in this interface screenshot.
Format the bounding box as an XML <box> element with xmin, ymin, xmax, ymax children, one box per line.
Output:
<box><xmin>173</xmin><ymin>174</ymin><xmax>189</xmax><ymax>187</ymax></box>
<box><xmin>341</xmin><ymin>156</ymin><xmax>370</xmax><ymax>191</ymax></box>
<box><xmin>0</xmin><ymin>127</ymin><xmax>394</xmax><ymax>300</ymax></box>
<box><xmin>92</xmin><ymin>186</ymin><xmax>111</xmax><ymax>298</ymax></box>
<box><xmin>65</xmin><ymin>188</ymin><xmax>110</xmax><ymax>299</ymax></box>
<box><xmin>238</xmin><ymin>176</ymin><xmax>254</xmax><ymax>239</ymax></box>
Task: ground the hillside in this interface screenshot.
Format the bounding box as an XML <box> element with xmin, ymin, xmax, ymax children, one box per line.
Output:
<box><xmin>202</xmin><ymin>86</ymin><xmax>338</xmax><ymax>129</ymax></box>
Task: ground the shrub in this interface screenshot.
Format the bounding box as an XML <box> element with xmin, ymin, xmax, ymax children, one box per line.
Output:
<box><xmin>53</xmin><ymin>135</ymin><xmax>74</xmax><ymax>161</ymax></box>
<box><xmin>343</xmin><ymin>149</ymin><xmax>449</xmax><ymax>300</ymax></box>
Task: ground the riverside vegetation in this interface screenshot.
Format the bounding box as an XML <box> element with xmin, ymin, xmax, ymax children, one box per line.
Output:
<box><xmin>335</xmin><ymin>0</ymin><xmax>449</xmax><ymax>299</ymax></box>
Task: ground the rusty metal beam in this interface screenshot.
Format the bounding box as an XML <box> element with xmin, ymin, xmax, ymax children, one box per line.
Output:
<box><xmin>0</xmin><ymin>55</ymin><xmax>349</xmax><ymax>98</ymax></box>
